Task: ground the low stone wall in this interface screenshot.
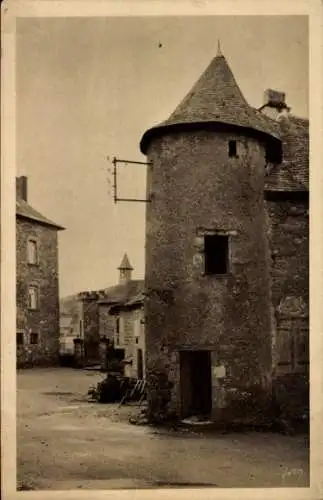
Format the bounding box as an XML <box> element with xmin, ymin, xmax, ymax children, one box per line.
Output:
<box><xmin>17</xmin><ymin>353</ymin><xmax>60</xmax><ymax>368</ymax></box>
<box><xmin>146</xmin><ymin>368</ymin><xmax>176</xmax><ymax>423</ymax></box>
<box><xmin>272</xmin><ymin>372</ymin><xmax>309</xmax><ymax>427</ymax></box>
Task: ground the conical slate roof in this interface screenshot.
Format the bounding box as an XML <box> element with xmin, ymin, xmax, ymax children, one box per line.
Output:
<box><xmin>118</xmin><ymin>253</ymin><xmax>133</xmax><ymax>270</ymax></box>
<box><xmin>140</xmin><ymin>51</ymin><xmax>280</xmax><ymax>154</ymax></box>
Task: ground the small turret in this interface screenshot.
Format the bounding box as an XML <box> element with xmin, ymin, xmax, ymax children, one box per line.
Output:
<box><xmin>118</xmin><ymin>254</ymin><xmax>133</xmax><ymax>285</ymax></box>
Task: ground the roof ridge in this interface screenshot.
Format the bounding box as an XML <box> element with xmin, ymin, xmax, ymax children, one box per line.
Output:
<box><xmin>16</xmin><ymin>198</ymin><xmax>65</xmax><ymax>230</ymax></box>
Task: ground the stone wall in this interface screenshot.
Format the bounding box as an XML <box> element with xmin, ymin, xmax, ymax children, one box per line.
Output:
<box><xmin>265</xmin><ymin>197</ymin><xmax>309</xmax><ymax>372</ymax></box>
<box><xmin>265</xmin><ymin>195</ymin><xmax>309</xmax><ymax>424</ymax></box>
<box><xmin>123</xmin><ymin>308</ymin><xmax>145</xmax><ymax>379</ymax></box>
<box><xmin>104</xmin><ymin>307</ymin><xmax>146</xmax><ymax>379</ymax></box>
<box><xmin>98</xmin><ymin>304</ymin><xmax>115</xmax><ymax>341</ymax></box>
<box><xmin>83</xmin><ymin>301</ymin><xmax>99</xmax><ymax>340</ymax></box>
<box><xmin>16</xmin><ymin>218</ymin><xmax>60</xmax><ymax>367</ymax></box>
<box><xmin>81</xmin><ymin>300</ymin><xmax>100</xmax><ymax>365</ymax></box>
<box><xmin>144</xmin><ymin>129</ymin><xmax>273</xmax><ymax>422</ymax></box>
<box><xmin>132</xmin><ymin>309</ymin><xmax>146</xmax><ymax>378</ymax></box>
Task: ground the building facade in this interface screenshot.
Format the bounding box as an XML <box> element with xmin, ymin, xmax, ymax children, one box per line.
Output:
<box><xmin>16</xmin><ymin>176</ymin><xmax>65</xmax><ymax>367</ymax></box>
<box><xmin>59</xmin><ymin>254</ymin><xmax>144</xmax><ymax>372</ymax></box>
<box><xmin>108</xmin><ymin>293</ymin><xmax>145</xmax><ymax>379</ymax></box>
<box><xmin>98</xmin><ymin>255</ymin><xmax>145</xmax><ymax>377</ymax></box>
<box><xmin>140</xmin><ymin>49</ymin><xmax>309</xmax><ymax>424</ymax></box>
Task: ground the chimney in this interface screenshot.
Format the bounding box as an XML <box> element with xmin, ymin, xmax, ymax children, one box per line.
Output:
<box><xmin>260</xmin><ymin>89</ymin><xmax>290</xmax><ymax>120</ymax></box>
<box><xmin>16</xmin><ymin>176</ymin><xmax>28</xmax><ymax>202</ymax></box>
<box><xmin>118</xmin><ymin>254</ymin><xmax>133</xmax><ymax>285</ymax></box>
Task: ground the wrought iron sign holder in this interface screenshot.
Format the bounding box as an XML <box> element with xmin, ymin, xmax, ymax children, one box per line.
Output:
<box><xmin>111</xmin><ymin>156</ymin><xmax>152</xmax><ymax>204</ymax></box>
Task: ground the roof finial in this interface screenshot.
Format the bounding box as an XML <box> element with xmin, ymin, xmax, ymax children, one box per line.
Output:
<box><xmin>217</xmin><ymin>39</ymin><xmax>222</xmax><ymax>56</ymax></box>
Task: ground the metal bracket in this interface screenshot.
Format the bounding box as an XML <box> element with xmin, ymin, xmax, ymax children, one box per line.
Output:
<box><xmin>111</xmin><ymin>156</ymin><xmax>152</xmax><ymax>204</ymax></box>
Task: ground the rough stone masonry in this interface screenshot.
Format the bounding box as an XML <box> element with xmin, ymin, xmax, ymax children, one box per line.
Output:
<box><xmin>139</xmin><ymin>49</ymin><xmax>309</xmax><ymax>425</ymax></box>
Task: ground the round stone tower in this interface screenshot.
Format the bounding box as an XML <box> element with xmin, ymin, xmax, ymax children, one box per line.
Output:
<box><xmin>140</xmin><ymin>48</ymin><xmax>281</xmax><ymax>424</ymax></box>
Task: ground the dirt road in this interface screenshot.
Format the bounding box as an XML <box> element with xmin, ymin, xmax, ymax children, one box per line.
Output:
<box><xmin>17</xmin><ymin>368</ymin><xmax>309</xmax><ymax>490</ymax></box>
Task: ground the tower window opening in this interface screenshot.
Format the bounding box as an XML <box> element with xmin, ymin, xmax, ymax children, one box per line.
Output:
<box><xmin>30</xmin><ymin>332</ymin><xmax>39</xmax><ymax>345</ymax></box>
<box><xmin>17</xmin><ymin>332</ymin><xmax>24</xmax><ymax>346</ymax></box>
<box><xmin>265</xmin><ymin>143</ymin><xmax>282</xmax><ymax>164</ymax></box>
<box><xmin>228</xmin><ymin>140</ymin><xmax>238</xmax><ymax>157</ymax></box>
<box><xmin>115</xmin><ymin>317</ymin><xmax>120</xmax><ymax>346</ymax></box>
<box><xmin>204</xmin><ymin>234</ymin><xmax>229</xmax><ymax>275</ymax></box>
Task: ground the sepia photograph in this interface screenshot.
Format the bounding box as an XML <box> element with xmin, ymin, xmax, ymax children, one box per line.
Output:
<box><xmin>2</xmin><ymin>2</ymin><xmax>322</xmax><ymax>497</ymax></box>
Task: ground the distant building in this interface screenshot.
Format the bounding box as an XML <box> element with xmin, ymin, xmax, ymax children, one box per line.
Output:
<box><xmin>59</xmin><ymin>314</ymin><xmax>75</xmax><ymax>364</ymax></box>
<box><xmin>16</xmin><ymin>176</ymin><xmax>65</xmax><ymax>367</ymax></box>
<box><xmin>60</xmin><ymin>291</ymin><xmax>100</xmax><ymax>367</ymax></box>
<box><xmin>110</xmin><ymin>292</ymin><xmax>146</xmax><ymax>379</ymax></box>
<box><xmin>97</xmin><ymin>254</ymin><xmax>136</xmax><ymax>346</ymax></box>
<box><xmin>98</xmin><ymin>254</ymin><xmax>145</xmax><ymax>378</ymax></box>
<box><xmin>140</xmin><ymin>49</ymin><xmax>309</xmax><ymax>424</ymax></box>
<box><xmin>108</xmin><ymin>293</ymin><xmax>145</xmax><ymax>379</ymax></box>
<box><xmin>59</xmin><ymin>254</ymin><xmax>145</xmax><ymax>373</ymax></box>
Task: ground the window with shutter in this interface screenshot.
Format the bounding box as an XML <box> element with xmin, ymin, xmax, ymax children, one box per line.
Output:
<box><xmin>28</xmin><ymin>286</ymin><xmax>39</xmax><ymax>310</ymax></box>
<box><xmin>27</xmin><ymin>239</ymin><xmax>38</xmax><ymax>265</ymax></box>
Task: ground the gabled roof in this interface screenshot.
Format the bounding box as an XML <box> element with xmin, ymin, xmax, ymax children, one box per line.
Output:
<box><xmin>118</xmin><ymin>253</ymin><xmax>133</xmax><ymax>270</ymax></box>
<box><xmin>125</xmin><ymin>291</ymin><xmax>145</xmax><ymax>307</ymax></box>
<box><xmin>140</xmin><ymin>52</ymin><xmax>280</xmax><ymax>154</ymax></box>
<box><xmin>264</xmin><ymin>114</ymin><xmax>309</xmax><ymax>192</ymax></box>
<box><xmin>98</xmin><ymin>280</ymin><xmax>144</xmax><ymax>307</ymax></box>
<box><xmin>60</xmin><ymin>280</ymin><xmax>145</xmax><ymax>316</ymax></box>
<box><xmin>16</xmin><ymin>198</ymin><xmax>65</xmax><ymax>230</ymax></box>
<box><xmin>108</xmin><ymin>289</ymin><xmax>145</xmax><ymax>314</ymax></box>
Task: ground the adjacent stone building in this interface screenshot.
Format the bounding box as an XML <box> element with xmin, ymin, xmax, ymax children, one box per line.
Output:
<box><xmin>140</xmin><ymin>49</ymin><xmax>309</xmax><ymax>424</ymax></box>
<box><xmin>107</xmin><ymin>290</ymin><xmax>145</xmax><ymax>379</ymax></box>
<box><xmin>98</xmin><ymin>255</ymin><xmax>145</xmax><ymax>377</ymax></box>
<box><xmin>16</xmin><ymin>176</ymin><xmax>65</xmax><ymax>367</ymax></box>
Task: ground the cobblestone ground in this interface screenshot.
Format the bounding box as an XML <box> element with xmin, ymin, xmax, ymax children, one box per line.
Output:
<box><xmin>17</xmin><ymin>368</ymin><xmax>309</xmax><ymax>490</ymax></box>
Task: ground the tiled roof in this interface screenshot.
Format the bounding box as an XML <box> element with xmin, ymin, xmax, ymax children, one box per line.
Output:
<box><xmin>16</xmin><ymin>198</ymin><xmax>65</xmax><ymax>230</ymax></box>
<box><xmin>265</xmin><ymin>114</ymin><xmax>309</xmax><ymax>192</ymax></box>
<box><xmin>140</xmin><ymin>52</ymin><xmax>280</xmax><ymax>154</ymax></box>
<box><xmin>118</xmin><ymin>253</ymin><xmax>133</xmax><ymax>270</ymax></box>
<box><xmin>125</xmin><ymin>291</ymin><xmax>145</xmax><ymax>307</ymax></box>
<box><xmin>60</xmin><ymin>281</ymin><xmax>145</xmax><ymax>315</ymax></box>
<box><xmin>98</xmin><ymin>280</ymin><xmax>144</xmax><ymax>307</ymax></box>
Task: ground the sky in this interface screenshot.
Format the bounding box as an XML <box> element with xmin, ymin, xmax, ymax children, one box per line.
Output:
<box><xmin>16</xmin><ymin>15</ymin><xmax>308</xmax><ymax>297</ymax></box>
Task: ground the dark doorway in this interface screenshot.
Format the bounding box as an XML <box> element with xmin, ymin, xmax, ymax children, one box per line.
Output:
<box><xmin>106</xmin><ymin>347</ymin><xmax>125</xmax><ymax>374</ymax></box>
<box><xmin>114</xmin><ymin>348</ymin><xmax>125</xmax><ymax>362</ymax></box>
<box><xmin>137</xmin><ymin>349</ymin><xmax>144</xmax><ymax>379</ymax></box>
<box><xmin>84</xmin><ymin>341</ymin><xmax>99</xmax><ymax>366</ymax></box>
<box><xmin>180</xmin><ymin>350</ymin><xmax>212</xmax><ymax>418</ymax></box>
